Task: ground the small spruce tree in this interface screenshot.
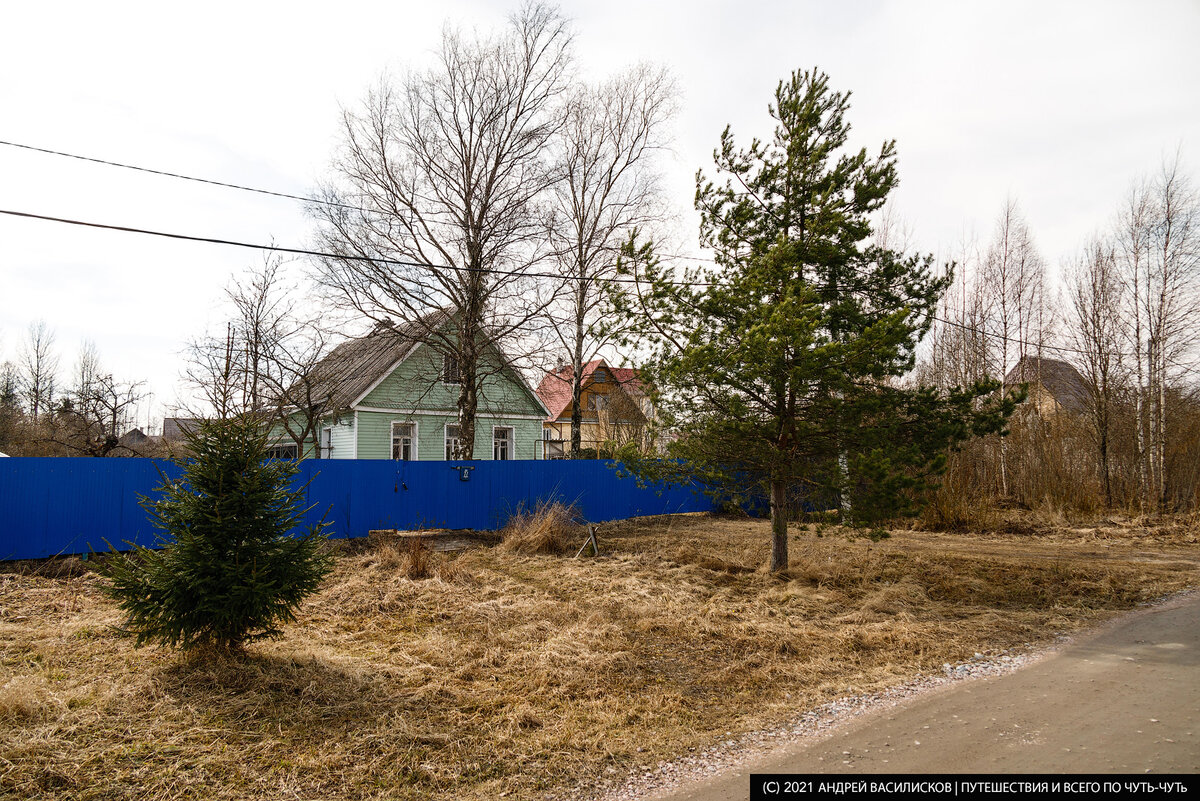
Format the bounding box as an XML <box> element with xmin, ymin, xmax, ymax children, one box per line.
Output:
<box><xmin>103</xmin><ymin>414</ymin><xmax>332</xmax><ymax>652</ymax></box>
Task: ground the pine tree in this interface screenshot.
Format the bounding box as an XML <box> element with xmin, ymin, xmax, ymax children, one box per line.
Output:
<box><xmin>614</xmin><ymin>70</ymin><xmax>1017</xmax><ymax>571</ymax></box>
<box><xmin>103</xmin><ymin>414</ymin><xmax>332</xmax><ymax>652</ymax></box>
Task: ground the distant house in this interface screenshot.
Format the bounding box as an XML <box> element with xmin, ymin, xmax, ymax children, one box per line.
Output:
<box><xmin>1004</xmin><ymin>356</ymin><xmax>1091</xmax><ymax>416</ymax></box>
<box><xmin>272</xmin><ymin>317</ymin><xmax>549</xmax><ymax>460</ymax></box>
<box><xmin>162</xmin><ymin>417</ymin><xmax>203</xmax><ymax>441</ymax></box>
<box><xmin>535</xmin><ymin>359</ymin><xmax>653</xmax><ymax>458</ymax></box>
<box><xmin>118</xmin><ymin>428</ymin><xmax>152</xmax><ymax>447</ymax></box>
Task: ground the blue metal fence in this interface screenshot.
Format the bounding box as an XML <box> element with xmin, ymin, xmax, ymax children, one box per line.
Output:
<box><xmin>0</xmin><ymin>458</ymin><xmax>715</xmax><ymax>561</ymax></box>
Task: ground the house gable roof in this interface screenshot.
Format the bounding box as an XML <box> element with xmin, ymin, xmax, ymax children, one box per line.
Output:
<box><xmin>305</xmin><ymin>311</ymin><xmax>550</xmax><ymax>418</ymax></box>
<box><xmin>534</xmin><ymin>359</ymin><xmax>644</xmax><ymax>422</ymax></box>
<box><xmin>312</xmin><ymin>318</ymin><xmax>431</xmax><ymax>413</ymax></box>
<box><xmin>162</xmin><ymin>417</ymin><xmax>203</xmax><ymax>441</ymax></box>
<box><xmin>1004</xmin><ymin>355</ymin><xmax>1091</xmax><ymax>414</ymax></box>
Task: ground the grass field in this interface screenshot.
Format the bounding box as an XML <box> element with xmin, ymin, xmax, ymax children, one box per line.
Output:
<box><xmin>2</xmin><ymin>513</ymin><xmax>1197</xmax><ymax>800</ymax></box>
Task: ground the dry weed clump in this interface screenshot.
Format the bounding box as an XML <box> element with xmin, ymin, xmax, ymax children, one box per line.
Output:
<box><xmin>0</xmin><ymin>514</ymin><xmax>1197</xmax><ymax>800</ymax></box>
<box><xmin>498</xmin><ymin>500</ymin><xmax>584</xmax><ymax>556</ymax></box>
<box><xmin>401</xmin><ymin>538</ymin><xmax>433</xmax><ymax>579</ymax></box>
<box><xmin>0</xmin><ymin>676</ymin><xmax>65</xmax><ymax>723</ymax></box>
<box><xmin>358</xmin><ymin>533</ymin><xmax>469</xmax><ymax>584</ymax></box>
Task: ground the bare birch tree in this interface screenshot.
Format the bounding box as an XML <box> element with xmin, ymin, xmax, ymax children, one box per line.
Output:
<box><xmin>226</xmin><ymin>254</ymin><xmax>346</xmax><ymax>457</ymax></box>
<box><xmin>981</xmin><ymin>200</ymin><xmax>1046</xmax><ymax>495</ymax></box>
<box><xmin>313</xmin><ymin>2</ymin><xmax>573</xmax><ymax>458</ymax></box>
<box><xmin>33</xmin><ymin>339</ymin><xmax>149</xmax><ymax>457</ymax></box>
<box><xmin>20</xmin><ymin>320</ymin><xmax>58</xmax><ymax>423</ymax></box>
<box><xmin>185</xmin><ymin>255</ymin><xmax>344</xmax><ymax>457</ymax></box>
<box><xmin>1067</xmin><ymin>237</ymin><xmax>1126</xmax><ymax>506</ymax></box>
<box><xmin>0</xmin><ymin>359</ymin><xmax>19</xmax><ymax>453</ymax></box>
<box><xmin>547</xmin><ymin>63</ymin><xmax>676</xmax><ymax>456</ymax></box>
<box><xmin>1118</xmin><ymin>156</ymin><xmax>1200</xmax><ymax>511</ymax></box>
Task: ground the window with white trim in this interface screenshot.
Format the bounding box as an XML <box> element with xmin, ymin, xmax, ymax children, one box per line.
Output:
<box><xmin>391</xmin><ymin>422</ymin><xmax>416</xmax><ymax>461</ymax></box>
<box><xmin>493</xmin><ymin>426</ymin><xmax>513</xmax><ymax>461</ymax></box>
<box><xmin>445</xmin><ymin>424</ymin><xmax>461</xmax><ymax>460</ymax></box>
<box><xmin>321</xmin><ymin>427</ymin><xmax>333</xmax><ymax>459</ymax></box>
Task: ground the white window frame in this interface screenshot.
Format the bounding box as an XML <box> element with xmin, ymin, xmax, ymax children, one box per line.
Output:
<box><xmin>391</xmin><ymin>420</ymin><xmax>418</xmax><ymax>461</ymax></box>
<box><xmin>321</xmin><ymin>426</ymin><xmax>333</xmax><ymax>459</ymax></box>
<box><xmin>445</xmin><ymin>422</ymin><xmax>461</xmax><ymax>461</ymax></box>
<box><xmin>492</xmin><ymin>425</ymin><xmax>514</xmax><ymax>461</ymax></box>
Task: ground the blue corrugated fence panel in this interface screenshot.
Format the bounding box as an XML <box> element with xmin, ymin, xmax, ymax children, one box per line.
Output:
<box><xmin>0</xmin><ymin>457</ymin><xmax>716</xmax><ymax>561</ymax></box>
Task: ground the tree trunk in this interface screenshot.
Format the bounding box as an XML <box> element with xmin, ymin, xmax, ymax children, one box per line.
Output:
<box><xmin>1157</xmin><ymin>354</ymin><xmax>1167</xmax><ymax>511</ymax></box>
<box><xmin>1099</xmin><ymin>405</ymin><xmax>1112</xmax><ymax>508</ymax></box>
<box><xmin>570</xmin><ymin>311</ymin><xmax>584</xmax><ymax>457</ymax></box>
<box><xmin>769</xmin><ymin>478</ymin><xmax>788</xmax><ymax>573</ymax></box>
<box><xmin>456</xmin><ymin>330</ymin><xmax>479</xmax><ymax>460</ymax></box>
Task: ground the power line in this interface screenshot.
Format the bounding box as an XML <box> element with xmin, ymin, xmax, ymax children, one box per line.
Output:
<box><xmin>6</xmin><ymin>139</ymin><xmax>1189</xmax><ymax>365</ymax></box>
<box><xmin>2</xmin><ymin>137</ymin><xmax>926</xmax><ymax>278</ymax></box>
<box><xmin>0</xmin><ymin>206</ymin><xmax>704</xmax><ymax>287</ymax></box>
<box><xmin>0</xmin><ymin>138</ymin><xmax>764</xmax><ymax>271</ymax></box>
<box><xmin>0</xmin><ymin>138</ymin><xmax>365</xmax><ymax>213</ymax></box>
<box><xmin>1</xmin><ymin>204</ymin><xmax>1191</xmax><ymax>375</ymax></box>
<box><xmin>0</xmin><ymin>205</ymin><xmax>954</xmax><ymax>299</ymax></box>
<box><xmin>930</xmin><ymin>310</ymin><xmax>1194</xmax><ymax>374</ymax></box>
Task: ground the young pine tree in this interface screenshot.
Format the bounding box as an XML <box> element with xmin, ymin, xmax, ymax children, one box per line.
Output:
<box><xmin>614</xmin><ymin>69</ymin><xmax>1017</xmax><ymax>571</ymax></box>
<box><xmin>103</xmin><ymin>415</ymin><xmax>332</xmax><ymax>652</ymax></box>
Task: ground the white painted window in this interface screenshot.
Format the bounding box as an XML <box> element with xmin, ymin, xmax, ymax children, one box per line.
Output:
<box><xmin>321</xmin><ymin>427</ymin><xmax>333</xmax><ymax>459</ymax></box>
<box><xmin>445</xmin><ymin>424</ymin><xmax>461</xmax><ymax>460</ymax></box>
<box><xmin>391</xmin><ymin>422</ymin><xmax>416</xmax><ymax>461</ymax></box>
<box><xmin>493</xmin><ymin>426</ymin><xmax>513</xmax><ymax>461</ymax></box>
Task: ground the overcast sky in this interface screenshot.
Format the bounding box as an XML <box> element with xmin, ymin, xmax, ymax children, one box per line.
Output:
<box><xmin>1</xmin><ymin>0</ymin><xmax>1196</xmax><ymax>429</ymax></box>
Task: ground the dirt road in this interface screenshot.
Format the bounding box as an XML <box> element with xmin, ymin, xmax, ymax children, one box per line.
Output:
<box><xmin>650</xmin><ymin>592</ymin><xmax>1200</xmax><ymax>800</ymax></box>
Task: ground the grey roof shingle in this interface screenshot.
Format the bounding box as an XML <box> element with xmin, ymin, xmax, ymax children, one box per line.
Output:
<box><xmin>296</xmin><ymin>309</ymin><xmax>549</xmax><ymax>418</ymax></box>
<box><xmin>310</xmin><ymin>315</ymin><xmax>442</xmax><ymax>412</ymax></box>
<box><xmin>1004</xmin><ymin>356</ymin><xmax>1091</xmax><ymax>414</ymax></box>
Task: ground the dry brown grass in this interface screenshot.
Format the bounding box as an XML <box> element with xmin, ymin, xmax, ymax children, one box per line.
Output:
<box><xmin>2</xmin><ymin>513</ymin><xmax>1198</xmax><ymax>800</ymax></box>
<box><xmin>498</xmin><ymin>500</ymin><xmax>584</xmax><ymax>556</ymax></box>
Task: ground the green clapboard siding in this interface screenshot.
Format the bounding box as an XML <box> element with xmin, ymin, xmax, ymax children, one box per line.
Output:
<box><xmin>352</xmin><ymin>341</ymin><xmax>545</xmax><ymax>460</ymax></box>
<box><xmin>269</xmin><ymin>341</ymin><xmax>546</xmax><ymax>461</ymax></box>
<box><xmin>360</xmin><ymin>342</ymin><xmax>544</xmax><ymax>418</ymax></box>
<box><xmin>356</xmin><ymin>410</ymin><xmax>541</xmax><ymax>461</ymax></box>
<box><xmin>327</xmin><ymin>418</ymin><xmax>356</xmax><ymax>459</ymax></box>
<box><xmin>267</xmin><ymin>415</ymin><xmax>356</xmax><ymax>460</ymax></box>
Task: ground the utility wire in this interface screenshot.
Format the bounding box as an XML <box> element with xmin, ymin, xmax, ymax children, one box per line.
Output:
<box><xmin>0</xmin><ymin>138</ymin><xmax>750</xmax><ymax>269</ymax></box>
<box><xmin>0</xmin><ymin>138</ymin><xmax>365</xmax><ymax>213</ymax></box>
<box><xmin>0</xmin><ymin>205</ymin><xmax>1191</xmax><ymax>374</ymax></box>
<box><xmin>0</xmin><ymin>206</ymin><xmax>954</xmax><ymax>300</ymax></box>
<box><xmin>0</xmin><ymin>207</ymin><xmax>703</xmax><ymax>287</ymax></box>
<box><xmin>0</xmin><ymin>136</ymin><xmax>916</xmax><ymax>273</ymax></box>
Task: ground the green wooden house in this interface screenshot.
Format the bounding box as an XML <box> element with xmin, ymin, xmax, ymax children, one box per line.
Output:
<box><xmin>269</xmin><ymin>318</ymin><xmax>549</xmax><ymax>461</ymax></box>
